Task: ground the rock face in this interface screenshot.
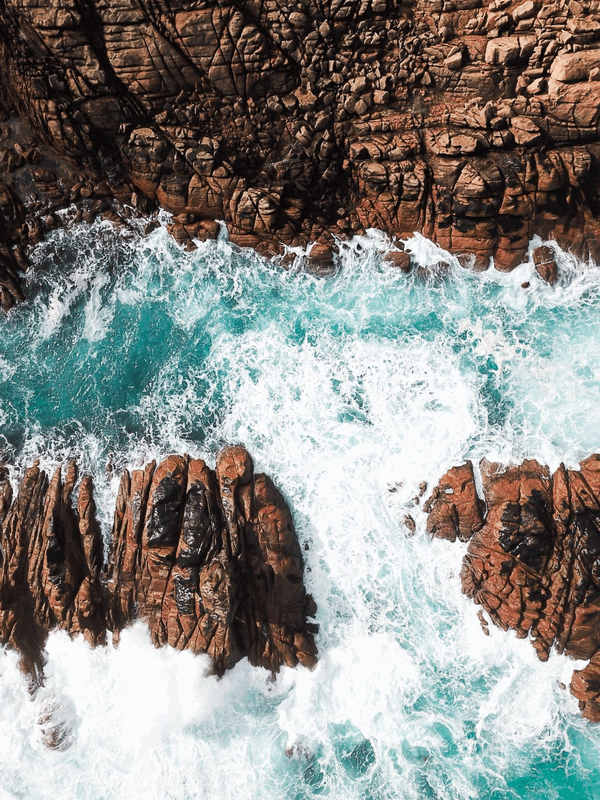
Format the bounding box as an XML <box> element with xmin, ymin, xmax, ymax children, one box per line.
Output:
<box><xmin>0</xmin><ymin>447</ymin><xmax>318</xmax><ymax>681</ymax></box>
<box><xmin>426</xmin><ymin>455</ymin><xmax>600</xmax><ymax>722</ymax></box>
<box><xmin>2</xmin><ymin>1</ymin><xmax>600</xmax><ymax>303</ymax></box>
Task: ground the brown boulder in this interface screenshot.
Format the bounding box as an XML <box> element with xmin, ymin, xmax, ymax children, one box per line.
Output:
<box><xmin>424</xmin><ymin>461</ymin><xmax>484</xmax><ymax>542</ymax></box>
<box><xmin>532</xmin><ymin>245</ymin><xmax>559</xmax><ymax>285</ymax></box>
<box><xmin>571</xmin><ymin>653</ymin><xmax>600</xmax><ymax>722</ymax></box>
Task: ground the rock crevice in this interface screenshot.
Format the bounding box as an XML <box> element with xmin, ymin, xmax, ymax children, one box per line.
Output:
<box><xmin>3</xmin><ymin>1</ymin><xmax>600</xmax><ymax>304</ymax></box>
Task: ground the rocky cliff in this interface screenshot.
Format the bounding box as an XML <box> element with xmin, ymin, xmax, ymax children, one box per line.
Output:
<box><xmin>1</xmin><ymin>0</ymin><xmax>600</xmax><ymax>306</ymax></box>
<box><xmin>425</xmin><ymin>456</ymin><xmax>600</xmax><ymax>722</ymax></box>
<box><xmin>0</xmin><ymin>446</ymin><xmax>318</xmax><ymax>682</ymax></box>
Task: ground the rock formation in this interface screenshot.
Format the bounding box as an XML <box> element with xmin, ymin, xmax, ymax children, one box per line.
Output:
<box><xmin>425</xmin><ymin>456</ymin><xmax>600</xmax><ymax>722</ymax></box>
<box><xmin>1</xmin><ymin>1</ymin><xmax>600</xmax><ymax>305</ymax></box>
<box><xmin>0</xmin><ymin>446</ymin><xmax>318</xmax><ymax>683</ymax></box>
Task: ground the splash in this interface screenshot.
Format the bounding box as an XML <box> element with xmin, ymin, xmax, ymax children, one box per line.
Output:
<box><xmin>1</xmin><ymin>222</ymin><xmax>600</xmax><ymax>798</ymax></box>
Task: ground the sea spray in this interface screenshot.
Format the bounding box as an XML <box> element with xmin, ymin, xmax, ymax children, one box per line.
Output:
<box><xmin>0</xmin><ymin>222</ymin><xmax>600</xmax><ymax>797</ymax></box>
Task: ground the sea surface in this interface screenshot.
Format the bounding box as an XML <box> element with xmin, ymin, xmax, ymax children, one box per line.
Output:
<box><xmin>0</xmin><ymin>220</ymin><xmax>600</xmax><ymax>798</ymax></box>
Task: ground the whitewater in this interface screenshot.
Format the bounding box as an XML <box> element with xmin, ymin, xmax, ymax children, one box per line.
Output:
<box><xmin>0</xmin><ymin>220</ymin><xmax>599</xmax><ymax>798</ymax></box>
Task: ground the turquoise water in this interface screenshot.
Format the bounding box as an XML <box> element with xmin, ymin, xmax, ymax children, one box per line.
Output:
<box><xmin>1</xmin><ymin>222</ymin><xmax>600</xmax><ymax>798</ymax></box>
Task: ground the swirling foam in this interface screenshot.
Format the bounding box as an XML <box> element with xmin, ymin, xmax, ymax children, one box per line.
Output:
<box><xmin>0</xmin><ymin>222</ymin><xmax>600</xmax><ymax>797</ymax></box>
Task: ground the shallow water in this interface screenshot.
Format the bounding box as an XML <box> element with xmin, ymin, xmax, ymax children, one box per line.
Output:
<box><xmin>1</xmin><ymin>222</ymin><xmax>600</xmax><ymax>798</ymax></box>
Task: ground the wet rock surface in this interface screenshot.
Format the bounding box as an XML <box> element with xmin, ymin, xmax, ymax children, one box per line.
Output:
<box><xmin>1</xmin><ymin>1</ymin><xmax>600</xmax><ymax>303</ymax></box>
<box><xmin>426</xmin><ymin>455</ymin><xmax>600</xmax><ymax>722</ymax></box>
<box><xmin>0</xmin><ymin>446</ymin><xmax>318</xmax><ymax>685</ymax></box>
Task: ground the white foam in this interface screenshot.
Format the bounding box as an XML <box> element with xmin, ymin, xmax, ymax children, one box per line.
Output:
<box><xmin>1</xmin><ymin>223</ymin><xmax>600</xmax><ymax>796</ymax></box>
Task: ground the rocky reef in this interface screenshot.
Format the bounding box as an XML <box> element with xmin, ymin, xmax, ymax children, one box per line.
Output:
<box><xmin>0</xmin><ymin>446</ymin><xmax>318</xmax><ymax>682</ymax></box>
<box><xmin>1</xmin><ymin>0</ymin><xmax>600</xmax><ymax>305</ymax></box>
<box><xmin>425</xmin><ymin>456</ymin><xmax>600</xmax><ymax>722</ymax></box>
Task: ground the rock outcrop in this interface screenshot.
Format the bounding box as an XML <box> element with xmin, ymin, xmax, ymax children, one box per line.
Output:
<box><xmin>0</xmin><ymin>447</ymin><xmax>318</xmax><ymax>682</ymax></box>
<box><xmin>2</xmin><ymin>1</ymin><xmax>600</xmax><ymax>304</ymax></box>
<box><xmin>426</xmin><ymin>455</ymin><xmax>600</xmax><ymax>722</ymax></box>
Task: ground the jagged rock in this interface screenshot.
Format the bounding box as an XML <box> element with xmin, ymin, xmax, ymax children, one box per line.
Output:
<box><xmin>572</xmin><ymin>653</ymin><xmax>600</xmax><ymax>721</ymax></box>
<box><xmin>532</xmin><ymin>244</ymin><xmax>559</xmax><ymax>284</ymax></box>
<box><xmin>0</xmin><ymin>461</ymin><xmax>105</xmax><ymax>677</ymax></box>
<box><xmin>0</xmin><ymin>448</ymin><xmax>318</xmax><ymax>689</ymax></box>
<box><xmin>550</xmin><ymin>51</ymin><xmax>600</xmax><ymax>83</ymax></box>
<box><xmin>307</xmin><ymin>236</ymin><xmax>337</xmax><ymax>275</ymax></box>
<box><xmin>385</xmin><ymin>247</ymin><xmax>412</xmax><ymax>272</ymax></box>
<box><xmin>426</xmin><ymin>454</ymin><xmax>600</xmax><ymax>722</ymax></box>
<box><xmin>2</xmin><ymin>1</ymin><xmax>600</xmax><ymax>304</ymax></box>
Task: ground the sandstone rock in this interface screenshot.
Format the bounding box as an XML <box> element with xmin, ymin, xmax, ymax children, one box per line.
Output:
<box><xmin>550</xmin><ymin>50</ymin><xmax>600</xmax><ymax>83</ymax></box>
<box><xmin>445</xmin><ymin>51</ymin><xmax>464</xmax><ymax>70</ymax></box>
<box><xmin>510</xmin><ymin>117</ymin><xmax>543</xmax><ymax>146</ymax></box>
<box><xmin>512</xmin><ymin>1</ymin><xmax>539</xmax><ymax>22</ymax></box>
<box><xmin>485</xmin><ymin>36</ymin><xmax>534</xmax><ymax>66</ymax></box>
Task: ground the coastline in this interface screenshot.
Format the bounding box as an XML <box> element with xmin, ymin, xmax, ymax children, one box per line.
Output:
<box><xmin>3</xmin><ymin>0</ymin><xmax>600</xmax><ymax>790</ymax></box>
<box><xmin>3</xmin><ymin>0</ymin><xmax>600</xmax><ymax>307</ymax></box>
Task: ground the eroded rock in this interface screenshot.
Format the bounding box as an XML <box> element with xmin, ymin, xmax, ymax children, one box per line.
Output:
<box><xmin>424</xmin><ymin>461</ymin><xmax>485</xmax><ymax>542</ymax></box>
<box><xmin>532</xmin><ymin>245</ymin><xmax>559</xmax><ymax>284</ymax></box>
<box><xmin>426</xmin><ymin>454</ymin><xmax>600</xmax><ymax>722</ymax></box>
<box><xmin>2</xmin><ymin>1</ymin><xmax>600</xmax><ymax>304</ymax></box>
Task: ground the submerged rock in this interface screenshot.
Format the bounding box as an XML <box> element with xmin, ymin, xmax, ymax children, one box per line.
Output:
<box><xmin>426</xmin><ymin>454</ymin><xmax>600</xmax><ymax>722</ymax></box>
<box><xmin>37</xmin><ymin>696</ymin><xmax>75</xmax><ymax>751</ymax></box>
<box><xmin>0</xmin><ymin>447</ymin><xmax>318</xmax><ymax>691</ymax></box>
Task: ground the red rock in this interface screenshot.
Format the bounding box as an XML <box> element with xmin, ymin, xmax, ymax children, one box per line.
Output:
<box><xmin>571</xmin><ymin>653</ymin><xmax>600</xmax><ymax>722</ymax></box>
<box><xmin>0</xmin><ymin>449</ymin><xmax>317</xmax><ymax>691</ymax></box>
<box><xmin>427</xmin><ymin>455</ymin><xmax>600</xmax><ymax>721</ymax></box>
<box><xmin>385</xmin><ymin>249</ymin><xmax>412</xmax><ymax>272</ymax></box>
<box><xmin>2</xmin><ymin>0</ymin><xmax>600</xmax><ymax>305</ymax></box>
<box><xmin>307</xmin><ymin>236</ymin><xmax>337</xmax><ymax>275</ymax></box>
<box><xmin>424</xmin><ymin>461</ymin><xmax>484</xmax><ymax>542</ymax></box>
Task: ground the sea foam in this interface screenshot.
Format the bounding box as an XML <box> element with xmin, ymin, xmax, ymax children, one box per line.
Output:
<box><xmin>0</xmin><ymin>221</ymin><xmax>600</xmax><ymax>797</ymax></box>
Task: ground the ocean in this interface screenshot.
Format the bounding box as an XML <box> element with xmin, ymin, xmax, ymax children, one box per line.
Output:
<box><xmin>0</xmin><ymin>219</ymin><xmax>599</xmax><ymax>798</ymax></box>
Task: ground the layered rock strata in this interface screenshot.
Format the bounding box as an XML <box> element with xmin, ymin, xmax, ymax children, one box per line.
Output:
<box><xmin>425</xmin><ymin>456</ymin><xmax>600</xmax><ymax>722</ymax></box>
<box><xmin>2</xmin><ymin>1</ymin><xmax>600</xmax><ymax>305</ymax></box>
<box><xmin>0</xmin><ymin>447</ymin><xmax>318</xmax><ymax>681</ymax></box>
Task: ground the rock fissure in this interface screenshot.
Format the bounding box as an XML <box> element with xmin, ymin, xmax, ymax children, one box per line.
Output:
<box><xmin>2</xmin><ymin>1</ymin><xmax>600</xmax><ymax>305</ymax></box>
